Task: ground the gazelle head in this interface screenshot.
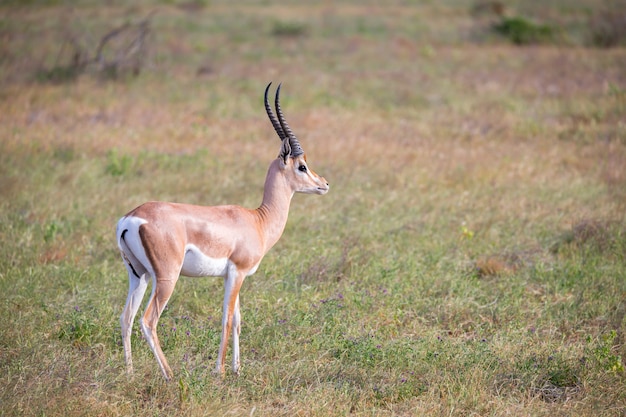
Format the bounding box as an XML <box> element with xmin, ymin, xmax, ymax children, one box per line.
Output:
<box><xmin>265</xmin><ymin>82</ymin><xmax>329</xmax><ymax>195</ymax></box>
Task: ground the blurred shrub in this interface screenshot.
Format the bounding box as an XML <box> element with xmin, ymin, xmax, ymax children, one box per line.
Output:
<box><xmin>271</xmin><ymin>21</ymin><xmax>308</xmax><ymax>38</ymax></box>
<box><xmin>35</xmin><ymin>16</ymin><xmax>152</xmax><ymax>84</ymax></box>
<box><xmin>471</xmin><ymin>1</ymin><xmax>505</xmax><ymax>17</ymax></box>
<box><xmin>589</xmin><ymin>4</ymin><xmax>626</xmax><ymax>47</ymax></box>
<box><xmin>35</xmin><ymin>64</ymin><xmax>85</xmax><ymax>84</ymax></box>
<box><xmin>493</xmin><ymin>16</ymin><xmax>555</xmax><ymax>45</ymax></box>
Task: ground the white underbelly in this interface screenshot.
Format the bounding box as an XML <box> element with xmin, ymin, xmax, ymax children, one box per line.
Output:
<box><xmin>180</xmin><ymin>244</ymin><xmax>229</xmax><ymax>277</ymax></box>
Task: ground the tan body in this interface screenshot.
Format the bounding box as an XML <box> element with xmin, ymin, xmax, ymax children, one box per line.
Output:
<box><xmin>116</xmin><ymin>84</ymin><xmax>328</xmax><ymax>379</ymax></box>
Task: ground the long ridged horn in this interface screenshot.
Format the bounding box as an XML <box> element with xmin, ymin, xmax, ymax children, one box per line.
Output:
<box><xmin>275</xmin><ymin>83</ymin><xmax>304</xmax><ymax>157</ymax></box>
<box><xmin>264</xmin><ymin>82</ymin><xmax>286</xmax><ymax>141</ymax></box>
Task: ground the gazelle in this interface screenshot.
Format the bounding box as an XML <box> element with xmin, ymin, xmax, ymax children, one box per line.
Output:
<box><xmin>116</xmin><ymin>83</ymin><xmax>329</xmax><ymax>379</ymax></box>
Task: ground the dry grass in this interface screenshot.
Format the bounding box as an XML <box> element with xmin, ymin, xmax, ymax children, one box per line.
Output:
<box><xmin>1</xmin><ymin>1</ymin><xmax>626</xmax><ymax>416</ymax></box>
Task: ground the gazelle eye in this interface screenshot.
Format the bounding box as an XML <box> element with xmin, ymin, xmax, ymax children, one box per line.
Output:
<box><xmin>298</xmin><ymin>165</ymin><xmax>308</xmax><ymax>172</ymax></box>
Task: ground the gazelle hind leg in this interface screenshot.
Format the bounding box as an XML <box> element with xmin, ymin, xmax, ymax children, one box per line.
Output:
<box><xmin>140</xmin><ymin>274</ymin><xmax>179</xmax><ymax>380</ymax></box>
<box><xmin>120</xmin><ymin>268</ymin><xmax>149</xmax><ymax>375</ymax></box>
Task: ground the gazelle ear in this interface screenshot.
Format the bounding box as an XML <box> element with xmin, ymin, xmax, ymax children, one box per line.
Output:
<box><xmin>279</xmin><ymin>138</ymin><xmax>291</xmax><ymax>165</ymax></box>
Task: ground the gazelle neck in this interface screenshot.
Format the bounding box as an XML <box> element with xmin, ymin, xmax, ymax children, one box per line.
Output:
<box><xmin>255</xmin><ymin>158</ymin><xmax>294</xmax><ymax>250</ymax></box>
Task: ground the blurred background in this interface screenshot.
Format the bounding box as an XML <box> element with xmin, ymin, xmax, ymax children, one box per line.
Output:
<box><xmin>1</xmin><ymin>1</ymin><xmax>625</xmax><ymax>416</ymax></box>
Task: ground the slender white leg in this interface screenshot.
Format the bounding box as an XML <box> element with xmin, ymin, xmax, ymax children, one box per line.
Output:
<box><xmin>215</xmin><ymin>276</ymin><xmax>233</xmax><ymax>374</ymax></box>
<box><xmin>215</xmin><ymin>267</ymin><xmax>245</xmax><ymax>375</ymax></box>
<box><xmin>232</xmin><ymin>294</ymin><xmax>241</xmax><ymax>374</ymax></box>
<box><xmin>120</xmin><ymin>271</ymin><xmax>149</xmax><ymax>375</ymax></box>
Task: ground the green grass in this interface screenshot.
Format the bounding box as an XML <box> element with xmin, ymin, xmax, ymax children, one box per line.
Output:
<box><xmin>1</xmin><ymin>1</ymin><xmax>626</xmax><ymax>416</ymax></box>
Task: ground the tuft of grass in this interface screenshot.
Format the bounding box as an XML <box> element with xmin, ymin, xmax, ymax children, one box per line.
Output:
<box><xmin>551</xmin><ymin>219</ymin><xmax>625</xmax><ymax>258</ymax></box>
<box><xmin>105</xmin><ymin>149</ymin><xmax>134</xmax><ymax>177</ymax></box>
<box><xmin>584</xmin><ymin>330</ymin><xmax>624</xmax><ymax>374</ymax></box>
<box><xmin>58</xmin><ymin>306</ymin><xmax>100</xmax><ymax>348</ymax></box>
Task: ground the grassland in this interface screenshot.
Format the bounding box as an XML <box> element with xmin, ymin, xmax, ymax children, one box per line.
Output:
<box><xmin>1</xmin><ymin>1</ymin><xmax>625</xmax><ymax>416</ymax></box>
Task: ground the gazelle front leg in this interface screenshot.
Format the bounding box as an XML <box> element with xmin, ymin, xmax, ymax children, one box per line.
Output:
<box><xmin>215</xmin><ymin>267</ymin><xmax>245</xmax><ymax>375</ymax></box>
<box><xmin>232</xmin><ymin>294</ymin><xmax>242</xmax><ymax>374</ymax></box>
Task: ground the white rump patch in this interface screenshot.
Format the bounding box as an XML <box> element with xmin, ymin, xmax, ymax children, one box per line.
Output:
<box><xmin>116</xmin><ymin>216</ymin><xmax>153</xmax><ymax>277</ymax></box>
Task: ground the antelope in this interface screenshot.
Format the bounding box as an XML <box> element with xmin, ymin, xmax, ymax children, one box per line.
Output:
<box><xmin>116</xmin><ymin>83</ymin><xmax>329</xmax><ymax>379</ymax></box>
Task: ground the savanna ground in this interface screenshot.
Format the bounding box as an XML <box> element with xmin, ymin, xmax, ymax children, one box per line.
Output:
<box><xmin>1</xmin><ymin>1</ymin><xmax>626</xmax><ymax>416</ymax></box>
